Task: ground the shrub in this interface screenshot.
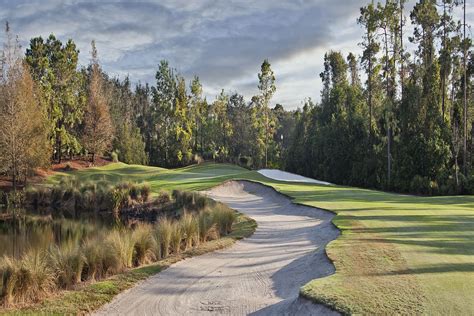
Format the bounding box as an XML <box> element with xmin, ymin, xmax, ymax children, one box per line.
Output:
<box><xmin>106</xmin><ymin>230</ymin><xmax>135</xmax><ymax>270</ymax></box>
<box><xmin>48</xmin><ymin>245</ymin><xmax>85</xmax><ymax>289</ymax></box>
<box><xmin>172</xmin><ymin>190</ymin><xmax>210</xmax><ymax>210</ymax></box>
<box><xmin>194</xmin><ymin>194</ymin><xmax>209</xmax><ymax>210</ymax></box>
<box><xmin>0</xmin><ymin>251</ymin><xmax>55</xmax><ymax>306</ymax></box>
<box><xmin>211</xmin><ymin>204</ymin><xmax>237</xmax><ymax>236</ymax></box>
<box><xmin>198</xmin><ymin>211</ymin><xmax>218</xmax><ymax>242</ymax></box>
<box><xmin>172</xmin><ymin>190</ymin><xmax>184</xmax><ymax>206</ymax></box>
<box><xmin>170</xmin><ymin>222</ymin><xmax>184</xmax><ymax>255</ymax></box>
<box><xmin>132</xmin><ymin>224</ymin><xmax>156</xmax><ymax>266</ymax></box>
<box><xmin>108</xmin><ymin>188</ymin><xmax>129</xmax><ymax>213</ymax></box>
<box><xmin>238</xmin><ymin>155</ymin><xmax>252</xmax><ymax>168</ymax></box>
<box><xmin>82</xmin><ymin>237</ymin><xmax>104</xmax><ymax>280</ymax></box>
<box><xmin>101</xmin><ymin>243</ymin><xmax>122</xmax><ymax>276</ymax></box>
<box><xmin>410</xmin><ymin>175</ymin><xmax>430</xmax><ymax>195</ymax></box>
<box><xmin>180</xmin><ymin>213</ymin><xmax>199</xmax><ymax>250</ymax></box>
<box><xmin>0</xmin><ymin>256</ymin><xmax>19</xmax><ymax>306</ymax></box>
<box><xmin>156</xmin><ymin>191</ymin><xmax>171</xmax><ymax>204</ymax></box>
<box><xmin>140</xmin><ymin>183</ymin><xmax>151</xmax><ymax>202</ymax></box>
<box><xmin>155</xmin><ymin>218</ymin><xmax>173</xmax><ymax>258</ymax></box>
<box><xmin>129</xmin><ymin>184</ymin><xmax>140</xmax><ymax>201</ymax></box>
<box><xmin>173</xmin><ymin>190</ymin><xmax>197</xmax><ymax>208</ymax></box>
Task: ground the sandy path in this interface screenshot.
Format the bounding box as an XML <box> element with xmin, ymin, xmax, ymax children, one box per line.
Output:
<box><xmin>257</xmin><ymin>169</ymin><xmax>332</xmax><ymax>185</ymax></box>
<box><xmin>96</xmin><ymin>181</ymin><xmax>339</xmax><ymax>316</ymax></box>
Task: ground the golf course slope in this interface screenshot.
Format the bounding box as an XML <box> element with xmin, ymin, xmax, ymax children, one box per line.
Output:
<box><xmin>96</xmin><ymin>181</ymin><xmax>339</xmax><ymax>315</ymax></box>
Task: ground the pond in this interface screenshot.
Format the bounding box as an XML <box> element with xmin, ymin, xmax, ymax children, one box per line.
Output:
<box><xmin>0</xmin><ymin>187</ymin><xmax>208</xmax><ymax>259</ymax></box>
<box><xmin>0</xmin><ymin>214</ymin><xmax>117</xmax><ymax>258</ymax></box>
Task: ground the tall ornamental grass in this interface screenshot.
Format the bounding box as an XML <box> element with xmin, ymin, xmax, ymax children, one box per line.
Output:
<box><xmin>0</xmin><ymin>192</ymin><xmax>238</xmax><ymax>307</ymax></box>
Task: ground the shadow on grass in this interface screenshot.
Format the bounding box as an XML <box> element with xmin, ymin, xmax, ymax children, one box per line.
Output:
<box><xmin>373</xmin><ymin>262</ymin><xmax>474</xmax><ymax>276</ymax></box>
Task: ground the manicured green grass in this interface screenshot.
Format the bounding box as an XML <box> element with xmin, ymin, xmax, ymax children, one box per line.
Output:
<box><xmin>46</xmin><ymin>162</ymin><xmax>474</xmax><ymax>314</ymax></box>
<box><xmin>48</xmin><ymin>162</ymin><xmax>250</xmax><ymax>192</ymax></box>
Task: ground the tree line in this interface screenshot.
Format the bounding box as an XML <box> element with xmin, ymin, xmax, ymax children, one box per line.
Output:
<box><xmin>286</xmin><ymin>0</ymin><xmax>473</xmax><ymax>195</ymax></box>
<box><xmin>0</xmin><ymin>0</ymin><xmax>473</xmax><ymax>195</ymax></box>
<box><xmin>0</xmin><ymin>23</ymin><xmax>283</xmax><ymax>190</ymax></box>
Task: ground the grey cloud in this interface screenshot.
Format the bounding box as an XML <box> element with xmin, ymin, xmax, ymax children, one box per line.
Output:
<box><xmin>1</xmin><ymin>0</ymin><xmax>472</xmax><ymax>107</ymax></box>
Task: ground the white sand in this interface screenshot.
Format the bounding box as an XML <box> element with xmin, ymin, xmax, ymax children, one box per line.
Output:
<box><xmin>96</xmin><ymin>181</ymin><xmax>339</xmax><ymax>316</ymax></box>
<box><xmin>258</xmin><ymin>169</ymin><xmax>332</xmax><ymax>185</ymax></box>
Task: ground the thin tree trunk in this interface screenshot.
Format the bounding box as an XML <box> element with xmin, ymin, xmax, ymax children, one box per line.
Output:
<box><xmin>441</xmin><ymin>1</ymin><xmax>447</xmax><ymax>119</ymax></box>
<box><xmin>463</xmin><ymin>0</ymin><xmax>468</xmax><ymax>175</ymax></box>
<box><xmin>368</xmin><ymin>35</ymin><xmax>373</xmax><ymax>136</ymax></box>
<box><xmin>383</xmin><ymin>16</ymin><xmax>391</xmax><ymax>187</ymax></box>
<box><xmin>400</xmin><ymin>0</ymin><xmax>404</xmax><ymax>97</ymax></box>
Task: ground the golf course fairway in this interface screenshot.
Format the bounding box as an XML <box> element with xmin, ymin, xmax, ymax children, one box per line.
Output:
<box><xmin>50</xmin><ymin>162</ymin><xmax>474</xmax><ymax>315</ymax></box>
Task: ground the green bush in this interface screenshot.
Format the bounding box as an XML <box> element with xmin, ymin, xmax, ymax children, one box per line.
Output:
<box><xmin>410</xmin><ymin>175</ymin><xmax>431</xmax><ymax>195</ymax></box>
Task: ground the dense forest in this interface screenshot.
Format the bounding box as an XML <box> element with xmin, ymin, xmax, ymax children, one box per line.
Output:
<box><xmin>0</xmin><ymin>0</ymin><xmax>473</xmax><ymax>195</ymax></box>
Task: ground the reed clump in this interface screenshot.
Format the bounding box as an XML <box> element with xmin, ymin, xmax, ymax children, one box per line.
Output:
<box><xmin>1</xmin><ymin>191</ymin><xmax>238</xmax><ymax>307</ymax></box>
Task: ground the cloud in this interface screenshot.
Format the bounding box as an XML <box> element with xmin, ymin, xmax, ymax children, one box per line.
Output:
<box><xmin>0</xmin><ymin>0</ymin><xmax>472</xmax><ymax>108</ymax></box>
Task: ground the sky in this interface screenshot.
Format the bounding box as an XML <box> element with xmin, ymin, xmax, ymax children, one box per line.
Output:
<box><xmin>0</xmin><ymin>0</ymin><xmax>473</xmax><ymax>109</ymax></box>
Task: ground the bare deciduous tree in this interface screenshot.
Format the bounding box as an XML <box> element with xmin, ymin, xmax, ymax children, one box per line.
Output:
<box><xmin>0</xmin><ymin>22</ymin><xmax>50</xmax><ymax>191</ymax></box>
<box><xmin>82</xmin><ymin>41</ymin><xmax>113</xmax><ymax>163</ymax></box>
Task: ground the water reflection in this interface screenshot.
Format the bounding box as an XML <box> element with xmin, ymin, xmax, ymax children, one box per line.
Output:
<box><xmin>0</xmin><ymin>213</ymin><xmax>118</xmax><ymax>258</ymax></box>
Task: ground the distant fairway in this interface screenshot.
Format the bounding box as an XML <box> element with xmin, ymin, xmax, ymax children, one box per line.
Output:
<box><xmin>52</xmin><ymin>162</ymin><xmax>474</xmax><ymax>314</ymax></box>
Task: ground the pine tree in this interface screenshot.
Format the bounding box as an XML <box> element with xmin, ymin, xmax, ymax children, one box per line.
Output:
<box><xmin>257</xmin><ymin>59</ymin><xmax>276</xmax><ymax>167</ymax></box>
<box><xmin>25</xmin><ymin>34</ymin><xmax>85</xmax><ymax>163</ymax></box>
<box><xmin>359</xmin><ymin>2</ymin><xmax>381</xmax><ymax>134</ymax></box>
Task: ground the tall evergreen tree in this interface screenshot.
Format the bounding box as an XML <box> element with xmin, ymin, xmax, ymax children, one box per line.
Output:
<box><xmin>25</xmin><ymin>34</ymin><xmax>84</xmax><ymax>162</ymax></box>
<box><xmin>257</xmin><ymin>59</ymin><xmax>276</xmax><ymax>167</ymax></box>
<box><xmin>152</xmin><ymin>60</ymin><xmax>176</xmax><ymax>166</ymax></box>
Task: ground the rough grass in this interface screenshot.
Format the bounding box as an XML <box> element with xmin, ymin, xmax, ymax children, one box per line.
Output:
<box><xmin>2</xmin><ymin>213</ymin><xmax>256</xmax><ymax>315</ymax></box>
<box><xmin>34</xmin><ymin>162</ymin><xmax>474</xmax><ymax>314</ymax></box>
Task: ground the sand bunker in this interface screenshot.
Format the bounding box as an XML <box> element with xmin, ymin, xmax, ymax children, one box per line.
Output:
<box><xmin>96</xmin><ymin>181</ymin><xmax>339</xmax><ymax>315</ymax></box>
<box><xmin>258</xmin><ymin>169</ymin><xmax>332</xmax><ymax>185</ymax></box>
